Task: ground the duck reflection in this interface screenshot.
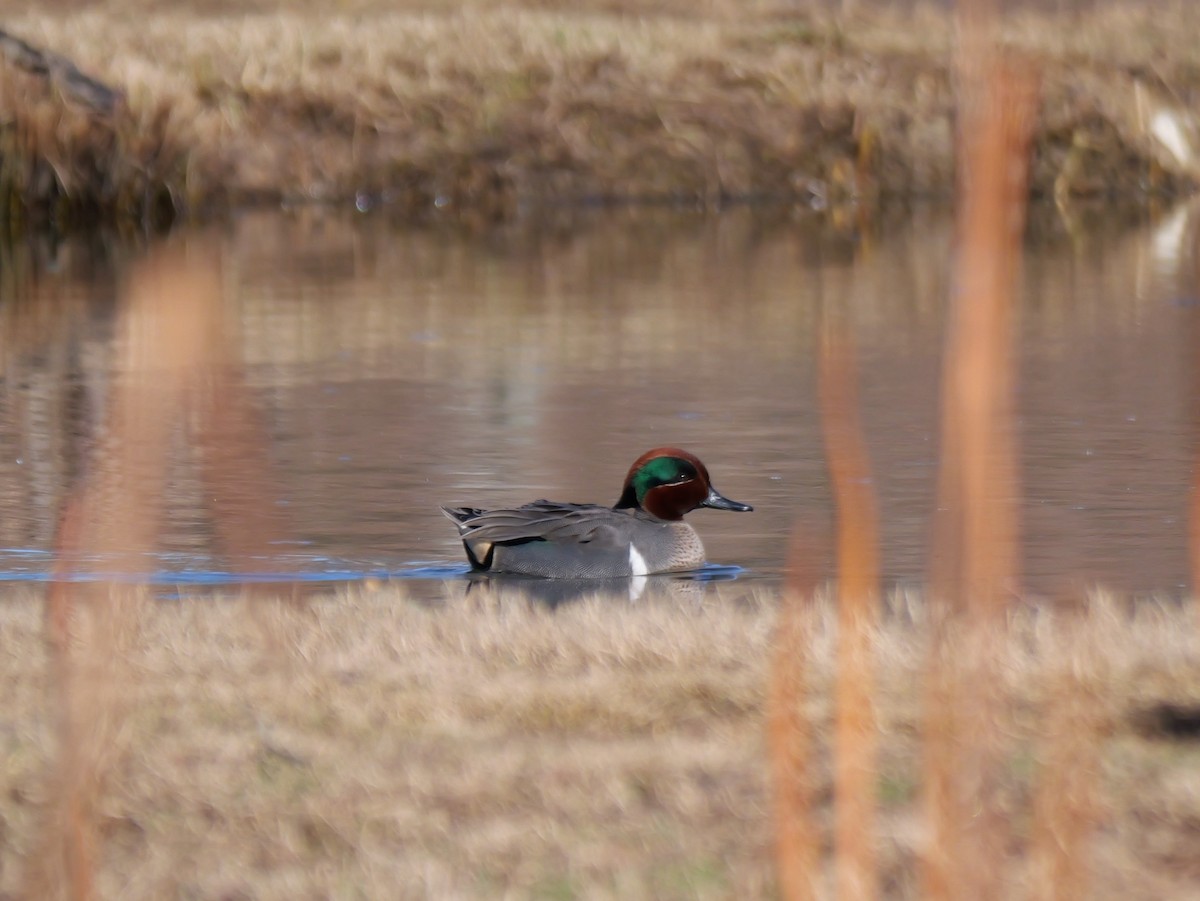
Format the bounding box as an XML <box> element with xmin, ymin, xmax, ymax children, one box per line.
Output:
<box><xmin>461</xmin><ymin>565</ymin><xmax>744</xmax><ymax>608</ymax></box>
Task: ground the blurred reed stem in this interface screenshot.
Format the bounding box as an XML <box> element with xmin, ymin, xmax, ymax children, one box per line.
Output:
<box><xmin>818</xmin><ymin>325</ymin><xmax>881</xmax><ymax>901</ymax></box>
<box><xmin>922</xmin><ymin>0</ymin><xmax>1039</xmax><ymax>894</ymax></box>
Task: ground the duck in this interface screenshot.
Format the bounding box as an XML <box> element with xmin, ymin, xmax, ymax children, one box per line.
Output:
<box><xmin>441</xmin><ymin>447</ymin><xmax>752</xmax><ymax>579</ymax></box>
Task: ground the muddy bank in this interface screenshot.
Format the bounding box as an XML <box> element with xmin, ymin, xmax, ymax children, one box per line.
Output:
<box><xmin>2</xmin><ymin>2</ymin><xmax>1200</xmax><ymax>225</ymax></box>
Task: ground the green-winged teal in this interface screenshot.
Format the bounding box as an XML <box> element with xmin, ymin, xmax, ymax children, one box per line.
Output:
<box><xmin>441</xmin><ymin>447</ymin><xmax>753</xmax><ymax>578</ymax></box>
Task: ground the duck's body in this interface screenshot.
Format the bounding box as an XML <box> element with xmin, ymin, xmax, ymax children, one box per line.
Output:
<box><xmin>441</xmin><ymin>500</ymin><xmax>709</xmax><ymax>578</ymax></box>
<box><xmin>441</xmin><ymin>447</ymin><xmax>752</xmax><ymax>579</ymax></box>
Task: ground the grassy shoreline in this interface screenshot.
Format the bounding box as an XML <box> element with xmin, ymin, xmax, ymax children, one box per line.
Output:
<box><xmin>3</xmin><ymin>2</ymin><xmax>1200</xmax><ymax>225</ymax></box>
<box><xmin>3</xmin><ymin>585</ymin><xmax>1199</xmax><ymax>898</ymax></box>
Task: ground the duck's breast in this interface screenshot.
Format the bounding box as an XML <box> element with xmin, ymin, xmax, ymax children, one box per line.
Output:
<box><xmin>631</xmin><ymin>520</ymin><xmax>706</xmax><ymax>574</ymax></box>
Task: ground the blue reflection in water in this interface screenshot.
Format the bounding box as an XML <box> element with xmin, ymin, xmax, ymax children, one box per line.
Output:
<box><xmin>0</xmin><ymin>548</ymin><xmax>743</xmax><ymax>589</ymax></box>
<box><xmin>0</xmin><ymin>548</ymin><xmax>469</xmax><ymax>585</ymax></box>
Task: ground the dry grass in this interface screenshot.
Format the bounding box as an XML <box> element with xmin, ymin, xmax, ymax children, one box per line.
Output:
<box><xmin>0</xmin><ymin>585</ymin><xmax>1197</xmax><ymax>899</ymax></box>
<box><xmin>2</xmin><ymin>1</ymin><xmax>1200</xmax><ymax>222</ymax></box>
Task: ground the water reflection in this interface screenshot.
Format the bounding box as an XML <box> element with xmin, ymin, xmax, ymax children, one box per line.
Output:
<box><xmin>0</xmin><ymin>202</ymin><xmax>1197</xmax><ymax>600</ymax></box>
<box><xmin>461</xmin><ymin>564</ymin><xmax>745</xmax><ymax>608</ymax></box>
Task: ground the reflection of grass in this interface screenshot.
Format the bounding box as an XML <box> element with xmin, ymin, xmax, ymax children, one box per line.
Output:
<box><xmin>2</xmin><ymin>586</ymin><xmax>1199</xmax><ymax>897</ymax></box>
<box><xmin>4</xmin><ymin>1</ymin><xmax>1200</xmax><ymax>222</ymax></box>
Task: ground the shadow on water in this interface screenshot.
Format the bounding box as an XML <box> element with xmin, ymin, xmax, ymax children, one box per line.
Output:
<box><xmin>0</xmin><ymin>201</ymin><xmax>1197</xmax><ymax>601</ymax></box>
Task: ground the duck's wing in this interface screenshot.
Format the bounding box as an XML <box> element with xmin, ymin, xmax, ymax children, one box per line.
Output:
<box><xmin>442</xmin><ymin>500</ymin><xmax>634</xmax><ymax>571</ymax></box>
<box><xmin>442</xmin><ymin>500</ymin><xmax>625</xmax><ymax>546</ymax></box>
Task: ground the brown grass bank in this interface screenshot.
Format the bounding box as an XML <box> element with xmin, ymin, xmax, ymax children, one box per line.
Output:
<box><xmin>1</xmin><ymin>585</ymin><xmax>1199</xmax><ymax>899</ymax></box>
<box><xmin>3</xmin><ymin>1</ymin><xmax>1200</xmax><ymax>225</ymax></box>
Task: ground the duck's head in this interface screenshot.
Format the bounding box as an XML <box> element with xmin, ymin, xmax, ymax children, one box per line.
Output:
<box><xmin>613</xmin><ymin>447</ymin><xmax>753</xmax><ymax>521</ymax></box>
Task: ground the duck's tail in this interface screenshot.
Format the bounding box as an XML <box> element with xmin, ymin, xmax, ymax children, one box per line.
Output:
<box><xmin>439</xmin><ymin>506</ymin><xmax>483</xmax><ymax>531</ymax></box>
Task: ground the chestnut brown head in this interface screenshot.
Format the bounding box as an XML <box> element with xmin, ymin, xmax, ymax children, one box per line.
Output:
<box><xmin>613</xmin><ymin>447</ymin><xmax>753</xmax><ymax>521</ymax></box>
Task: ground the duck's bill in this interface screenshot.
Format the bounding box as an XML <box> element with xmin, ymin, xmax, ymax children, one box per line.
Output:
<box><xmin>701</xmin><ymin>487</ymin><xmax>753</xmax><ymax>512</ymax></box>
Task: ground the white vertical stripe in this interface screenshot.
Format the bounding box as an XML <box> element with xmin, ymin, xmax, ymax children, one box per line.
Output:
<box><xmin>628</xmin><ymin>574</ymin><xmax>648</xmax><ymax>601</ymax></box>
<box><xmin>628</xmin><ymin>545</ymin><xmax>649</xmax><ymax>577</ymax></box>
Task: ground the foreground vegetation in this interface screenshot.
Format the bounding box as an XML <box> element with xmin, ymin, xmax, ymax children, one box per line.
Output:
<box><xmin>2</xmin><ymin>585</ymin><xmax>1198</xmax><ymax>898</ymax></box>
<box><xmin>2</xmin><ymin>1</ymin><xmax>1200</xmax><ymax>224</ymax></box>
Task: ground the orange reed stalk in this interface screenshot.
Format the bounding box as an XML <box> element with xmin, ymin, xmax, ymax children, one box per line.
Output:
<box><xmin>1029</xmin><ymin>649</ymin><xmax>1100</xmax><ymax>901</ymax></box>
<box><xmin>28</xmin><ymin>243</ymin><xmax>227</xmax><ymax>900</ymax></box>
<box><xmin>923</xmin><ymin>9</ymin><xmax>1039</xmax><ymax>895</ymax></box>
<box><xmin>767</xmin><ymin>532</ymin><xmax>820</xmax><ymax>901</ymax></box>
<box><xmin>919</xmin><ymin>620</ymin><xmax>957</xmax><ymax>901</ymax></box>
<box><xmin>1192</xmin><ymin>459</ymin><xmax>1200</xmax><ymax>609</ymax></box>
<box><xmin>818</xmin><ymin>326</ymin><xmax>881</xmax><ymax>901</ymax></box>
<box><xmin>1187</xmin><ymin>224</ymin><xmax>1200</xmax><ymax>614</ymax></box>
<box><xmin>945</xmin><ymin>79</ymin><xmax>1034</xmax><ymax>623</ymax></box>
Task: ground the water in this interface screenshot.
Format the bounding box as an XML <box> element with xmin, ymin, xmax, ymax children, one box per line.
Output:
<box><xmin>0</xmin><ymin>202</ymin><xmax>1197</xmax><ymax>601</ymax></box>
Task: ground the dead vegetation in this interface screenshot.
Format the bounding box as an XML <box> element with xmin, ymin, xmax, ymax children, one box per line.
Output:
<box><xmin>1</xmin><ymin>1</ymin><xmax>1200</xmax><ymax>224</ymax></box>
<box><xmin>0</xmin><ymin>586</ymin><xmax>1197</xmax><ymax>899</ymax></box>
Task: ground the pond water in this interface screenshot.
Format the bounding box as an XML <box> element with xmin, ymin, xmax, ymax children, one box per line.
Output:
<box><xmin>0</xmin><ymin>202</ymin><xmax>1197</xmax><ymax>603</ymax></box>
